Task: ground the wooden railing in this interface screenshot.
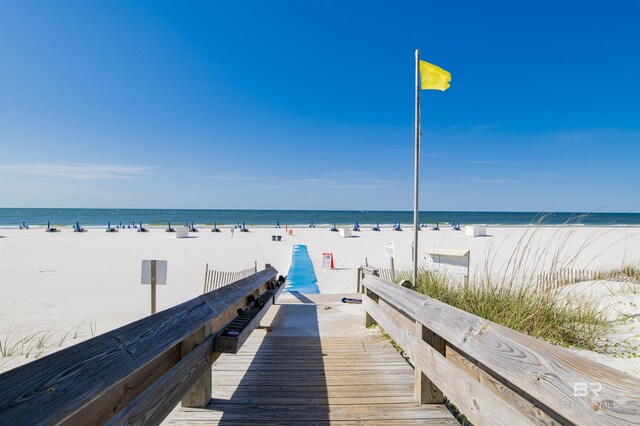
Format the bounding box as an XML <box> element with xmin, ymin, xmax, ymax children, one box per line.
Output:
<box><xmin>0</xmin><ymin>266</ymin><xmax>280</xmax><ymax>425</ymax></box>
<box><xmin>356</xmin><ymin>265</ymin><xmax>401</xmax><ymax>292</ymax></box>
<box><xmin>360</xmin><ymin>269</ymin><xmax>640</xmax><ymax>426</ymax></box>
<box><xmin>203</xmin><ymin>262</ymin><xmax>258</xmax><ymax>293</ymax></box>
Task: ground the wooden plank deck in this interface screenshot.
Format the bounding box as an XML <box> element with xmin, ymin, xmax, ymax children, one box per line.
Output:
<box><xmin>170</xmin><ymin>294</ymin><xmax>456</xmax><ymax>425</ymax></box>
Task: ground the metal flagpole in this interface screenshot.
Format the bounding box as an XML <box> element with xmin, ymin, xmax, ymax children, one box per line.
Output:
<box><xmin>413</xmin><ymin>49</ymin><xmax>421</xmax><ymax>287</ymax></box>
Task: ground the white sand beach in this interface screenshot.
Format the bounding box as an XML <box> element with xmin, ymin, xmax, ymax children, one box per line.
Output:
<box><xmin>1</xmin><ymin>224</ymin><xmax>639</xmax><ymax>374</ymax></box>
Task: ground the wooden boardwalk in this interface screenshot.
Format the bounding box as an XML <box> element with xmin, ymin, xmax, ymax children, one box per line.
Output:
<box><xmin>3</xmin><ymin>269</ymin><xmax>638</xmax><ymax>425</ymax></box>
<box><xmin>170</xmin><ymin>294</ymin><xmax>456</xmax><ymax>425</ymax></box>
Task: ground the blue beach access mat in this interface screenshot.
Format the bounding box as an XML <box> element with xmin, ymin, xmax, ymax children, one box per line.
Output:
<box><xmin>285</xmin><ymin>244</ymin><xmax>320</xmax><ymax>294</ymax></box>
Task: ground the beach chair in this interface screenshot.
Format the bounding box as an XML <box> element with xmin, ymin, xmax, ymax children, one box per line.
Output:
<box><xmin>241</xmin><ymin>222</ymin><xmax>249</xmax><ymax>232</ymax></box>
<box><xmin>330</xmin><ymin>223</ymin><xmax>338</xmax><ymax>232</ymax></box>
<box><xmin>353</xmin><ymin>221</ymin><xmax>360</xmax><ymax>231</ymax></box>
<box><xmin>309</xmin><ymin>222</ymin><xmax>316</xmax><ymax>228</ymax></box>
<box><xmin>432</xmin><ymin>222</ymin><xmax>440</xmax><ymax>231</ymax></box>
<box><xmin>74</xmin><ymin>221</ymin><xmax>86</xmax><ymax>232</ymax></box>
<box><xmin>138</xmin><ymin>222</ymin><xmax>148</xmax><ymax>232</ymax></box>
<box><xmin>372</xmin><ymin>222</ymin><xmax>381</xmax><ymax>231</ymax></box>
<box><xmin>106</xmin><ymin>221</ymin><xmax>118</xmax><ymax>232</ymax></box>
<box><xmin>19</xmin><ymin>221</ymin><xmax>29</xmax><ymax>230</ymax></box>
<box><xmin>166</xmin><ymin>221</ymin><xmax>175</xmax><ymax>232</ymax></box>
<box><xmin>212</xmin><ymin>222</ymin><xmax>221</xmax><ymax>232</ymax></box>
<box><xmin>189</xmin><ymin>222</ymin><xmax>199</xmax><ymax>232</ymax></box>
<box><xmin>276</xmin><ymin>221</ymin><xmax>281</xmax><ymax>229</ymax></box>
<box><xmin>45</xmin><ymin>221</ymin><xmax>60</xmax><ymax>233</ymax></box>
<box><xmin>393</xmin><ymin>222</ymin><xmax>402</xmax><ymax>231</ymax></box>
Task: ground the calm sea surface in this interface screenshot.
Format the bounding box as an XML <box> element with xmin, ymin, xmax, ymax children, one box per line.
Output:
<box><xmin>0</xmin><ymin>208</ymin><xmax>638</xmax><ymax>227</ymax></box>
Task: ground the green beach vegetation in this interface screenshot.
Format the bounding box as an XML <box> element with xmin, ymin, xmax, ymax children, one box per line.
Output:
<box><xmin>0</xmin><ymin>320</ymin><xmax>95</xmax><ymax>361</ymax></box>
<box><xmin>391</xmin><ymin>223</ymin><xmax>640</xmax><ymax>352</ymax></box>
<box><xmin>410</xmin><ymin>269</ymin><xmax>610</xmax><ymax>350</ymax></box>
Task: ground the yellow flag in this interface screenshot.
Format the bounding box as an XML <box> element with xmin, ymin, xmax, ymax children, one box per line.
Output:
<box><xmin>420</xmin><ymin>60</ymin><xmax>451</xmax><ymax>91</ymax></box>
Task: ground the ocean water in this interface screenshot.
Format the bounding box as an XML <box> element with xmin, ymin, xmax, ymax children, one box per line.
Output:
<box><xmin>0</xmin><ymin>208</ymin><xmax>639</xmax><ymax>227</ymax></box>
<box><xmin>285</xmin><ymin>245</ymin><xmax>320</xmax><ymax>294</ymax></box>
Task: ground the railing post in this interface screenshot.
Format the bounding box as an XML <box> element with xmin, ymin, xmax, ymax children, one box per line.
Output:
<box><xmin>357</xmin><ymin>267</ymin><xmax>362</xmax><ymax>293</ymax></box>
<box><xmin>181</xmin><ymin>323</ymin><xmax>214</xmax><ymax>407</ymax></box>
<box><xmin>364</xmin><ymin>288</ymin><xmax>378</xmax><ymax>328</ymax></box>
<box><xmin>415</xmin><ymin>321</ymin><xmax>445</xmax><ymax>404</ymax></box>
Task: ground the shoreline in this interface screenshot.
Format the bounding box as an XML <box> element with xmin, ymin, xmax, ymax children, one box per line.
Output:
<box><xmin>2</xmin><ymin>209</ymin><xmax>639</xmax><ymax>228</ymax></box>
<box><xmin>3</xmin><ymin>223</ymin><xmax>640</xmax><ymax>230</ymax></box>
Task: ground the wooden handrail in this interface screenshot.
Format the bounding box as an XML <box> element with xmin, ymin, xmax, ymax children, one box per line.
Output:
<box><xmin>0</xmin><ymin>266</ymin><xmax>278</xmax><ymax>425</ymax></box>
<box><xmin>361</xmin><ymin>274</ymin><xmax>640</xmax><ymax>425</ymax></box>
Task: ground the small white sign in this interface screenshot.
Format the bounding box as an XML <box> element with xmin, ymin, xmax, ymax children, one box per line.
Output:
<box><xmin>141</xmin><ymin>260</ymin><xmax>168</xmax><ymax>285</ymax></box>
<box><xmin>322</xmin><ymin>253</ymin><xmax>332</xmax><ymax>269</ymax></box>
<box><xmin>385</xmin><ymin>242</ymin><xmax>395</xmax><ymax>258</ymax></box>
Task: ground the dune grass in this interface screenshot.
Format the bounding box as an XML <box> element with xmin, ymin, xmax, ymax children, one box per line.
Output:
<box><xmin>393</xmin><ymin>218</ymin><xmax>632</xmax><ymax>351</ymax></box>
<box><xmin>410</xmin><ymin>270</ymin><xmax>609</xmax><ymax>350</ymax></box>
<box><xmin>594</xmin><ymin>264</ymin><xmax>640</xmax><ymax>283</ymax></box>
<box><xmin>0</xmin><ymin>320</ymin><xmax>96</xmax><ymax>359</ymax></box>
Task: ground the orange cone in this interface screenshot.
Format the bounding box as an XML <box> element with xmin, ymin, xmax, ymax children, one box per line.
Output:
<box><xmin>330</xmin><ymin>253</ymin><xmax>335</xmax><ymax>269</ymax></box>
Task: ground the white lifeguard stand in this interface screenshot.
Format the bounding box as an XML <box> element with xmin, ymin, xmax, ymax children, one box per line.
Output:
<box><xmin>424</xmin><ymin>248</ymin><xmax>470</xmax><ymax>284</ymax></box>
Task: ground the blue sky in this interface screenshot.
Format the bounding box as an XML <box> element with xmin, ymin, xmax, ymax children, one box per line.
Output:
<box><xmin>1</xmin><ymin>0</ymin><xmax>638</xmax><ymax>212</ymax></box>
